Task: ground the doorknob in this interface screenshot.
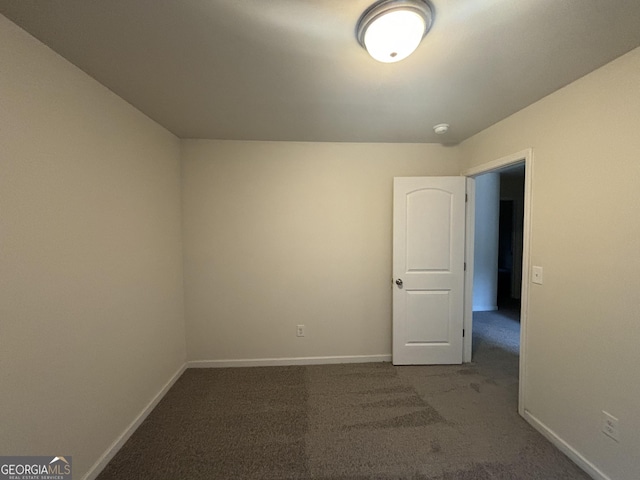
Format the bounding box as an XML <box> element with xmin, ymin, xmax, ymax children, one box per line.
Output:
<box><xmin>395</xmin><ymin>278</ymin><xmax>403</xmax><ymax>287</ymax></box>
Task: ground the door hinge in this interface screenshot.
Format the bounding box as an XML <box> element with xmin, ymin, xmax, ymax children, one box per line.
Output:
<box><xmin>465</xmin><ymin>193</ymin><xmax>468</xmax><ymax>202</ymax></box>
<box><xmin>463</xmin><ymin>329</ymin><xmax>465</xmax><ymax>337</ymax></box>
<box><xmin>464</xmin><ymin>262</ymin><xmax>466</xmax><ymax>271</ymax></box>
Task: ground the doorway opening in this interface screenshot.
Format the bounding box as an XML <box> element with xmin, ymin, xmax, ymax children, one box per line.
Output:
<box><xmin>472</xmin><ymin>164</ymin><xmax>525</xmax><ymax>363</ymax></box>
<box><xmin>463</xmin><ymin>149</ymin><xmax>532</xmax><ymax>415</ymax></box>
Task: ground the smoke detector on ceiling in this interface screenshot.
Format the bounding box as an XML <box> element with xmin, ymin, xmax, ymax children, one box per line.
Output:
<box><xmin>433</xmin><ymin>123</ymin><xmax>449</xmax><ymax>135</ymax></box>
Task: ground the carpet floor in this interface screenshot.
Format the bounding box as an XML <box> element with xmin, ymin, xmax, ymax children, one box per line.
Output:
<box><xmin>97</xmin><ymin>313</ymin><xmax>589</xmax><ymax>480</ymax></box>
<box><xmin>473</xmin><ymin>305</ymin><xmax>521</xmax><ymax>357</ymax></box>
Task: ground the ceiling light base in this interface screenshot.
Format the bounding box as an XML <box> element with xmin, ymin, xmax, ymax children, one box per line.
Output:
<box><xmin>357</xmin><ymin>0</ymin><xmax>433</xmax><ymax>63</ymax></box>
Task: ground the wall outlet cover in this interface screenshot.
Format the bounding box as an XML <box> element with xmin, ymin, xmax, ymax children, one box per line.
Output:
<box><xmin>601</xmin><ymin>411</ymin><xmax>620</xmax><ymax>442</ymax></box>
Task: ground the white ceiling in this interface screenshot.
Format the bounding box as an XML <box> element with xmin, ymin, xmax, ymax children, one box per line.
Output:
<box><xmin>2</xmin><ymin>0</ymin><xmax>640</xmax><ymax>143</ymax></box>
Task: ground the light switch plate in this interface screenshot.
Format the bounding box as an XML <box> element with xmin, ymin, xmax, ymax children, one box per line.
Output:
<box><xmin>532</xmin><ymin>266</ymin><xmax>543</xmax><ymax>284</ymax></box>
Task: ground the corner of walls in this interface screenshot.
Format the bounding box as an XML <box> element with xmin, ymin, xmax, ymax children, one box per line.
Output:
<box><xmin>176</xmin><ymin>139</ymin><xmax>190</xmax><ymax>366</ymax></box>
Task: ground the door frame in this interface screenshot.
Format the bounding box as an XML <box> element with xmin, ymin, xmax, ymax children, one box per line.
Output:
<box><xmin>462</xmin><ymin>148</ymin><xmax>533</xmax><ymax>417</ymax></box>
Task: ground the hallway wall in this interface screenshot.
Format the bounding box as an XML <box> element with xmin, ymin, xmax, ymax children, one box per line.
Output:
<box><xmin>473</xmin><ymin>173</ymin><xmax>500</xmax><ymax>311</ymax></box>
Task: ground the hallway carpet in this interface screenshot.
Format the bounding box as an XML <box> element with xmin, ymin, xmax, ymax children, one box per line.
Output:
<box><xmin>97</xmin><ymin>318</ymin><xmax>588</xmax><ymax>479</ymax></box>
<box><xmin>473</xmin><ymin>307</ymin><xmax>521</xmax><ymax>356</ymax></box>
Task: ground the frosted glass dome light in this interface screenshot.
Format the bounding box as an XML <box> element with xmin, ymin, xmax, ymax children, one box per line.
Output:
<box><xmin>357</xmin><ymin>0</ymin><xmax>433</xmax><ymax>63</ymax></box>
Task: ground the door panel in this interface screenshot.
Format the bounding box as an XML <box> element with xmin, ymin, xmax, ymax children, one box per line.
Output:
<box><xmin>406</xmin><ymin>290</ymin><xmax>451</xmax><ymax>343</ymax></box>
<box><xmin>406</xmin><ymin>189</ymin><xmax>452</xmax><ymax>272</ymax></box>
<box><xmin>393</xmin><ymin>177</ymin><xmax>466</xmax><ymax>365</ymax></box>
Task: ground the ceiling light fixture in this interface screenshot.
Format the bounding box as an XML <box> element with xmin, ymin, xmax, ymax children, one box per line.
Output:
<box><xmin>356</xmin><ymin>0</ymin><xmax>433</xmax><ymax>63</ymax></box>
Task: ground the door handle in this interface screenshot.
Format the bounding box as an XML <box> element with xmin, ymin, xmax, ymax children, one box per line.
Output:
<box><xmin>395</xmin><ymin>278</ymin><xmax>403</xmax><ymax>287</ymax></box>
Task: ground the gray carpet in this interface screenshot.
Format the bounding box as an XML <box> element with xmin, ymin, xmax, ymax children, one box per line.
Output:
<box><xmin>97</xmin><ymin>313</ymin><xmax>589</xmax><ymax>480</ymax></box>
<box><xmin>472</xmin><ymin>306</ymin><xmax>521</xmax><ymax>356</ymax></box>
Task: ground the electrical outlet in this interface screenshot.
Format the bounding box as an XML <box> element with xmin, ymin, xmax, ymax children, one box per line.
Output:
<box><xmin>601</xmin><ymin>411</ymin><xmax>619</xmax><ymax>442</ymax></box>
<box><xmin>296</xmin><ymin>325</ymin><xmax>305</xmax><ymax>337</ymax></box>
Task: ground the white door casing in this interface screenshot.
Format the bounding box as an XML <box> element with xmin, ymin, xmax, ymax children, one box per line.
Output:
<box><xmin>393</xmin><ymin>177</ymin><xmax>466</xmax><ymax>365</ymax></box>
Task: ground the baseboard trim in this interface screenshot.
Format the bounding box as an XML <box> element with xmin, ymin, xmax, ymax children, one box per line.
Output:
<box><xmin>472</xmin><ymin>305</ymin><xmax>498</xmax><ymax>312</ymax></box>
<box><xmin>83</xmin><ymin>363</ymin><xmax>186</xmax><ymax>480</ymax></box>
<box><xmin>188</xmin><ymin>354</ymin><xmax>392</xmax><ymax>368</ymax></box>
<box><xmin>523</xmin><ymin>409</ymin><xmax>610</xmax><ymax>480</ymax></box>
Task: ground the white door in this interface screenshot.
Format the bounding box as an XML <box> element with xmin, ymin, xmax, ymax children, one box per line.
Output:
<box><xmin>393</xmin><ymin>177</ymin><xmax>466</xmax><ymax>365</ymax></box>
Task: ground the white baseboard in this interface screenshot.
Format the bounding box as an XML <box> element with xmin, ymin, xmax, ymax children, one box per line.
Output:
<box><xmin>523</xmin><ymin>409</ymin><xmax>610</xmax><ymax>480</ymax></box>
<box><xmin>473</xmin><ymin>305</ymin><xmax>498</xmax><ymax>312</ymax></box>
<box><xmin>83</xmin><ymin>363</ymin><xmax>187</xmax><ymax>480</ymax></box>
<box><xmin>188</xmin><ymin>354</ymin><xmax>392</xmax><ymax>368</ymax></box>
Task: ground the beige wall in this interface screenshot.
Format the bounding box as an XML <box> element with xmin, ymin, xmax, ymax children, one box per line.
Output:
<box><xmin>0</xmin><ymin>16</ymin><xmax>186</xmax><ymax>478</ymax></box>
<box><xmin>460</xmin><ymin>47</ymin><xmax>640</xmax><ymax>480</ymax></box>
<box><xmin>182</xmin><ymin>140</ymin><xmax>460</xmax><ymax>361</ymax></box>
